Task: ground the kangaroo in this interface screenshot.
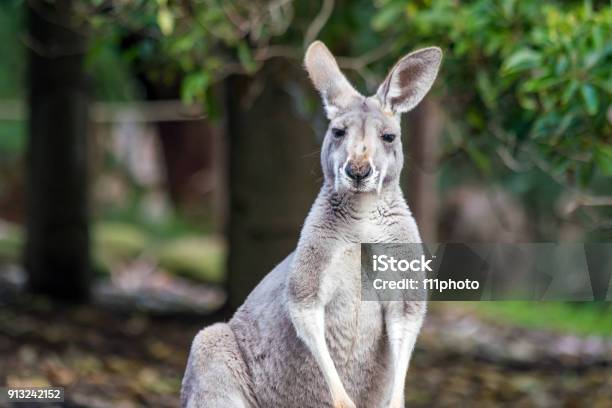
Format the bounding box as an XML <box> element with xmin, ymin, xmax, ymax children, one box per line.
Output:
<box><xmin>181</xmin><ymin>41</ymin><xmax>442</xmax><ymax>408</ymax></box>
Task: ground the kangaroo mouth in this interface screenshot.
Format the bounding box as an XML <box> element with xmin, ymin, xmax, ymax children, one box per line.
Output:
<box><xmin>350</xmin><ymin>178</ymin><xmax>373</xmax><ymax>191</ymax></box>
<box><xmin>338</xmin><ymin>173</ymin><xmax>378</xmax><ymax>193</ymax></box>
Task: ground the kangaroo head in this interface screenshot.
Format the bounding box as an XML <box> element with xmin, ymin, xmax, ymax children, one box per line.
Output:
<box><xmin>305</xmin><ymin>41</ymin><xmax>442</xmax><ymax>194</ymax></box>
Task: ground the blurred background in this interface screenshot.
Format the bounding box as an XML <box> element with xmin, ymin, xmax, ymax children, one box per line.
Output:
<box><xmin>0</xmin><ymin>0</ymin><xmax>610</xmax><ymax>407</ymax></box>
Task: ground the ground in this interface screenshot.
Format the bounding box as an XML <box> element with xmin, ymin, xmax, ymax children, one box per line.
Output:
<box><xmin>0</xmin><ymin>297</ymin><xmax>611</xmax><ymax>408</ymax></box>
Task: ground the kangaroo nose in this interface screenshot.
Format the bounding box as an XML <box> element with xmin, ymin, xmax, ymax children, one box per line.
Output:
<box><xmin>346</xmin><ymin>161</ymin><xmax>372</xmax><ymax>181</ymax></box>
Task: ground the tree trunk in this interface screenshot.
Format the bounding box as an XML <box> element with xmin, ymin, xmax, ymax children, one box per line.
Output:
<box><xmin>226</xmin><ymin>62</ymin><xmax>320</xmax><ymax>310</ymax></box>
<box><xmin>25</xmin><ymin>0</ymin><xmax>90</xmax><ymax>301</ymax></box>
<box><xmin>404</xmin><ymin>97</ymin><xmax>442</xmax><ymax>243</ymax></box>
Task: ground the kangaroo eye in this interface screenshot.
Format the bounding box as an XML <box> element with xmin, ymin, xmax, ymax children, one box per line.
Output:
<box><xmin>382</xmin><ymin>133</ymin><xmax>396</xmax><ymax>143</ymax></box>
<box><xmin>331</xmin><ymin>128</ymin><xmax>346</xmax><ymax>138</ymax></box>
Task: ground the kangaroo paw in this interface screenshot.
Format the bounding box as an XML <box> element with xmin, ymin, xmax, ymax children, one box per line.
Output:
<box><xmin>333</xmin><ymin>394</ymin><xmax>356</xmax><ymax>408</ymax></box>
<box><xmin>387</xmin><ymin>397</ymin><xmax>405</xmax><ymax>408</ymax></box>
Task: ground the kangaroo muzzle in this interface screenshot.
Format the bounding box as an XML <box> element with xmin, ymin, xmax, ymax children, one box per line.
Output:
<box><xmin>345</xmin><ymin>160</ymin><xmax>372</xmax><ymax>181</ymax></box>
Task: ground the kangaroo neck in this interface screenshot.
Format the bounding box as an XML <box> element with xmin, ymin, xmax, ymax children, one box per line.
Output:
<box><xmin>312</xmin><ymin>181</ymin><xmax>409</xmax><ymax>223</ymax></box>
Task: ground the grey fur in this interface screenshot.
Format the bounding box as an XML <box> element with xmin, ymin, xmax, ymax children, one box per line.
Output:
<box><xmin>182</xmin><ymin>41</ymin><xmax>442</xmax><ymax>408</ymax></box>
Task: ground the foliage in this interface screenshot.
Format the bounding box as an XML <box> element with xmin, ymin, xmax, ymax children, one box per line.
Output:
<box><xmin>0</xmin><ymin>2</ymin><xmax>25</xmax><ymax>160</ymax></box>
<box><xmin>157</xmin><ymin>237</ymin><xmax>225</xmax><ymax>284</ymax></box>
<box><xmin>81</xmin><ymin>0</ymin><xmax>611</xmax><ymax>199</ymax></box>
<box><xmin>0</xmin><ymin>222</ymin><xmax>23</xmax><ymax>263</ymax></box>
<box><xmin>81</xmin><ymin>0</ymin><xmax>298</xmax><ymax>110</ymax></box>
<box><xmin>92</xmin><ymin>220</ymin><xmax>225</xmax><ymax>283</ymax></box>
<box><xmin>0</xmin><ymin>120</ymin><xmax>25</xmax><ymax>158</ymax></box>
<box><xmin>473</xmin><ymin>301</ymin><xmax>612</xmax><ymax>336</ymax></box>
<box><xmin>0</xmin><ymin>0</ymin><xmax>24</xmax><ymax>98</ymax></box>
<box><xmin>93</xmin><ymin>222</ymin><xmax>149</xmax><ymax>271</ymax></box>
<box><xmin>1</xmin><ymin>221</ymin><xmax>225</xmax><ymax>284</ymax></box>
<box><xmin>376</xmin><ymin>0</ymin><xmax>611</xmax><ymax>189</ymax></box>
<box><xmin>1</xmin><ymin>0</ymin><xmax>610</xmax><ymax>235</ymax></box>
<box><xmin>2</xmin><ymin>0</ymin><xmax>610</xmax><ymax>186</ymax></box>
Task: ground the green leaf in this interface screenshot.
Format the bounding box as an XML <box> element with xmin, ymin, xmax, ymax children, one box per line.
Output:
<box><xmin>371</xmin><ymin>3</ymin><xmax>405</xmax><ymax>31</ymax></box>
<box><xmin>204</xmin><ymin>87</ymin><xmax>221</xmax><ymax>120</ymax></box>
<box><xmin>555</xmin><ymin>55</ymin><xmax>569</xmax><ymax>75</ymax></box>
<box><xmin>531</xmin><ymin>113</ymin><xmax>559</xmax><ymax>139</ymax></box>
<box><xmin>476</xmin><ymin>71</ymin><xmax>496</xmax><ymax>109</ymax></box>
<box><xmin>594</xmin><ymin>143</ymin><xmax>612</xmax><ymax>177</ymax></box>
<box><xmin>465</xmin><ymin>144</ymin><xmax>491</xmax><ymax>174</ymax></box>
<box><xmin>580</xmin><ymin>84</ymin><xmax>598</xmax><ymax>115</ymax></box>
<box><xmin>181</xmin><ymin>72</ymin><xmax>210</xmax><ymax>105</ymax></box>
<box><xmin>522</xmin><ymin>77</ymin><xmax>560</xmax><ymax>93</ymax></box>
<box><xmin>502</xmin><ymin>48</ymin><xmax>542</xmax><ymax>74</ymax></box>
<box><xmin>554</xmin><ymin>113</ymin><xmax>575</xmax><ymax>137</ymax></box>
<box><xmin>157</xmin><ymin>7</ymin><xmax>174</xmax><ymax>35</ymax></box>
<box><xmin>237</xmin><ymin>42</ymin><xmax>257</xmax><ymax>74</ymax></box>
<box><xmin>518</xmin><ymin>94</ymin><xmax>537</xmax><ymax>111</ymax></box>
<box><xmin>561</xmin><ymin>80</ymin><xmax>579</xmax><ymax>105</ymax></box>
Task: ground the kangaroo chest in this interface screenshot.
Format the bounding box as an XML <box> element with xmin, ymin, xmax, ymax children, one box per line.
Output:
<box><xmin>321</xmin><ymin>242</ymin><xmax>382</xmax><ymax>356</ymax></box>
<box><xmin>319</xmin><ymin>211</ymin><xmax>411</xmax><ymax>353</ymax></box>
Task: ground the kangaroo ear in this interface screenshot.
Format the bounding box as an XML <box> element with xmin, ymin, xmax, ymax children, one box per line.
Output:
<box><xmin>304</xmin><ymin>41</ymin><xmax>361</xmax><ymax>118</ymax></box>
<box><xmin>376</xmin><ymin>47</ymin><xmax>442</xmax><ymax>114</ymax></box>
